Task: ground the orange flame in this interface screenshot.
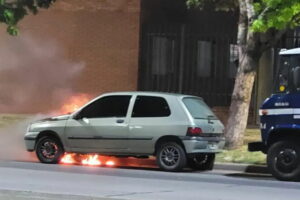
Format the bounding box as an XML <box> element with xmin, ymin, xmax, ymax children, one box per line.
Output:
<box><xmin>60</xmin><ymin>93</ymin><xmax>90</xmax><ymax>114</ymax></box>
<box><xmin>105</xmin><ymin>160</ymin><xmax>115</xmax><ymax>167</ymax></box>
<box><xmin>60</xmin><ymin>154</ymin><xmax>116</xmax><ymax>167</ymax></box>
<box><xmin>81</xmin><ymin>155</ymin><xmax>102</xmax><ymax>166</ymax></box>
<box><xmin>60</xmin><ymin>153</ymin><xmax>76</xmax><ymax>164</ymax></box>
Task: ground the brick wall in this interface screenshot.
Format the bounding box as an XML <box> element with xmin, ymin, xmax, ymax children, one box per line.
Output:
<box><xmin>0</xmin><ymin>0</ymin><xmax>141</xmax><ymax>113</ymax></box>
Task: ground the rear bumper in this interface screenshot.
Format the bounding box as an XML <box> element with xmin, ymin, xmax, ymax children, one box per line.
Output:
<box><xmin>182</xmin><ymin>137</ymin><xmax>225</xmax><ymax>154</ymax></box>
<box><xmin>248</xmin><ymin>142</ymin><xmax>267</xmax><ymax>153</ymax></box>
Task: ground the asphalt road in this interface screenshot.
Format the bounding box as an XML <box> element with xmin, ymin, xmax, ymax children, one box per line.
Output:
<box><xmin>0</xmin><ymin>160</ymin><xmax>299</xmax><ymax>200</ymax></box>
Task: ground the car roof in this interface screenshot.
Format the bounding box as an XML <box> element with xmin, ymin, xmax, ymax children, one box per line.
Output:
<box><xmin>279</xmin><ymin>48</ymin><xmax>300</xmax><ymax>55</ymax></box>
<box><xmin>101</xmin><ymin>91</ymin><xmax>200</xmax><ymax>98</ymax></box>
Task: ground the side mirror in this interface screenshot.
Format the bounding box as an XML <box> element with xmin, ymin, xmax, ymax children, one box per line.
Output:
<box><xmin>73</xmin><ymin>113</ymin><xmax>82</xmax><ymax>120</ymax></box>
<box><xmin>293</xmin><ymin>66</ymin><xmax>300</xmax><ymax>90</ymax></box>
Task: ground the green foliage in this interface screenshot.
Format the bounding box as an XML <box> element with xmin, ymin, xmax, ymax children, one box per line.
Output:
<box><xmin>186</xmin><ymin>0</ymin><xmax>204</xmax><ymax>8</ymax></box>
<box><xmin>252</xmin><ymin>0</ymin><xmax>300</xmax><ymax>32</ymax></box>
<box><xmin>187</xmin><ymin>0</ymin><xmax>300</xmax><ymax>33</ymax></box>
<box><xmin>0</xmin><ymin>0</ymin><xmax>56</xmax><ymax>36</ymax></box>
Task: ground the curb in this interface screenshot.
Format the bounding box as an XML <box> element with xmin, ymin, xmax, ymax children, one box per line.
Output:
<box><xmin>214</xmin><ymin>162</ymin><xmax>269</xmax><ymax>174</ymax></box>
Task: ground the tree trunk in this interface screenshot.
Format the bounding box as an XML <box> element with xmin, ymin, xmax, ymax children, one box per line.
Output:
<box><xmin>224</xmin><ymin>0</ymin><xmax>262</xmax><ymax>149</ymax></box>
<box><xmin>223</xmin><ymin>0</ymin><xmax>287</xmax><ymax>149</ymax></box>
<box><xmin>225</xmin><ymin>54</ymin><xmax>258</xmax><ymax>149</ymax></box>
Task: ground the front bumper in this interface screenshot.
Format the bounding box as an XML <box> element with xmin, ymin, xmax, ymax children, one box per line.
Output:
<box><xmin>182</xmin><ymin>137</ymin><xmax>225</xmax><ymax>154</ymax></box>
<box><xmin>24</xmin><ymin>132</ymin><xmax>38</xmax><ymax>152</ymax></box>
<box><xmin>248</xmin><ymin>142</ymin><xmax>267</xmax><ymax>153</ymax></box>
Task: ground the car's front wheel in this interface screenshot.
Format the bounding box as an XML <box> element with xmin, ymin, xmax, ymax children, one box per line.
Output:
<box><xmin>156</xmin><ymin>142</ymin><xmax>187</xmax><ymax>171</ymax></box>
<box><xmin>36</xmin><ymin>136</ymin><xmax>64</xmax><ymax>164</ymax></box>
<box><xmin>267</xmin><ymin>140</ymin><xmax>300</xmax><ymax>181</ymax></box>
<box><xmin>188</xmin><ymin>153</ymin><xmax>215</xmax><ymax>171</ymax></box>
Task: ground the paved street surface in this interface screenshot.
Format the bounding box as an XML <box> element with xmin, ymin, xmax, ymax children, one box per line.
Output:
<box><xmin>0</xmin><ymin>161</ymin><xmax>299</xmax><ymax>200</ymax></box>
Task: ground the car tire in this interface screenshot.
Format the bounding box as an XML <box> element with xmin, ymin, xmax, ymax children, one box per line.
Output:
<box><xmin>188</xmin><ymin>153</ymin><xmax>215</xmax><ymax>171</ymax></box>
<box><xmin>36</xmin><ymin>136</ymin><xmax>65</xmax><ymax>164</ymax></box>
<box><xmin>267</xmin><ymin>140</ymin><xmax>300</xmax><ymax>181</ymax></box>
<box><xmin>156</xmin><ymin>142</ymin><xmax>187</xmax><ymax>172</ymax></box>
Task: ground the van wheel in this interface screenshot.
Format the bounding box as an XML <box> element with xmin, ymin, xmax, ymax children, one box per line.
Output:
<box><xmin>156</xmin><ymin>142</ymin><xmax>187</xmax><ymax>171</ymax></box>
<box><xmin>188</xmin><ymin>153</ymin><xmax>215</xmax><ymax>171</ymax></box>
<box><xmin>36</xmin><ymin>136</ymin><xmax>64</xmax><ymax>164</ymax></box>
<box><xmin>267</xmin><ymin>140</ymin><xmax>300</xmax><ymax>181</ymax></box>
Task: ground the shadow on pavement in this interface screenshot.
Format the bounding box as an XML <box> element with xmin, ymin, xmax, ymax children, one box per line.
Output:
<box><xmin>225</xmin><ymin>172</ymin><xmax>274</xmax><ymax>180</ymax></box>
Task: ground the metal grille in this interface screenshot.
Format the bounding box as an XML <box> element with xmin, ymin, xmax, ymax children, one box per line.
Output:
<box><xmin>138</xmin><ymin>22</ymin><xmax>237</xmax><ymax>107</ymax></box>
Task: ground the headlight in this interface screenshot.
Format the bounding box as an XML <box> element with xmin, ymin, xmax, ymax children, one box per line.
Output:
<box><xmin>26</xmin><ymin>124</ymin><xmax>32</xmax><ymax>132</ymax></box>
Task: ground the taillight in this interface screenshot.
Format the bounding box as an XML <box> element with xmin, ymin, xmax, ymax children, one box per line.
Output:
<box><xmin>186</xmin><ymin>127</ymin><xmax>202</xmax><ymax>136</ymax></box>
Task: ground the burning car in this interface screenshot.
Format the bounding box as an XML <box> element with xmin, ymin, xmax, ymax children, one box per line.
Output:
<box><xmin>24</xmin><ymin>92</ymin><xmax>225</xmax><ymax>171</ymax></box>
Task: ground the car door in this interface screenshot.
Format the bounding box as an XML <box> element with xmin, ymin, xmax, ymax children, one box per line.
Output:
<box><xmin>65</xmin><ymin>95</ymin><xmax>132</xmax><ymax>153</ymax></box>
<box><xmin>128</xmin><ymin>95</ymin><xmax>172</xmax><ymax>154</ymax></box>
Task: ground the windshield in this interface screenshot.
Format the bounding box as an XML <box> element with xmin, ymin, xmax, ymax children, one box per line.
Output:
<box><xmin>275</xmin><ymin>55</ymin><xmax>300</xmax><ymax>93</ymax></box>
<box><xmin>182</xmin><ymin>97</ymin><xmax>217</xmax><ymax>119</ymax></box>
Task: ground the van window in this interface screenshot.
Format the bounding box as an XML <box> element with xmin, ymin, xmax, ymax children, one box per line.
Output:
<box><xmin>132</xmin><ymin>96</ymin><xmax>171</xmax><ymax>117</ymax></box>
<box><xmin>79</xmin><ymin>95</ymin><xmax>131</xmax><ymax>118</ymax></box>
<box><xmin>183</xmin><ymin>97</ymin><xmax>217</xmax><ymax>119</ymax></box>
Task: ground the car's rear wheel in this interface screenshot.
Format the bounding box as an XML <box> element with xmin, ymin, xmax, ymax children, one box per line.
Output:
<box><xmin>188</xmin><ymin>153</ymin><xmax>215</xmax><ymax>171</ymax></box>
<box><xmin>156</xmin><ymin>142</ymin><xmax>187</xmax><ymax>171</ymax></box>
<box><xmin>36</xmin><ymin>136</ymin><xmax>64</xmax><ymax>164</ymax></box>
<box><xmin>267</xmin><ymin>140</ymin><xmax>300</xmax><ymax>181</ymax></box>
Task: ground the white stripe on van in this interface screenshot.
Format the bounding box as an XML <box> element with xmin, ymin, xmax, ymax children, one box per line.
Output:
<box><xmin>259</xmin><ymin>109</ymin><xmax>293</xmax><ymax>116</ymax></box>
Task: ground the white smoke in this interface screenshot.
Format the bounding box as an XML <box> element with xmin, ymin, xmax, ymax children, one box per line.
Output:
<box><xmin>0</xmin><ymin>33</ymin><xmax>85</xmax><ymax>113</ymax></box>
<box><xmin>0</xmin><ymin>33</ymin><xmax>86</xmax><ymax>161</ymax></box>
<box><xmin>0</xmin><ymin>115</ymin><xmax>47</xmax><ymax>161</ymax></box>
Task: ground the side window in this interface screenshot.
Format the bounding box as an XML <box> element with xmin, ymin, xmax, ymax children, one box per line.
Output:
<box><xmin>196</xmin><ymin>41</ymin><xmax>213</xmax><ymax>77</ymax></box>
<box><xmin>79</xmin><ymin>95</ymin><xmax>131</xmax><ymax>118</ymax></box>
<box><xmin>132</xmin><ymin>96</ymin><xmax>171</xmax><ymax>117</ymax></box>
<box><xmin>275</xmin><ymin>56</ymin><xmax>290</xmax><ymax>93</ymax></box>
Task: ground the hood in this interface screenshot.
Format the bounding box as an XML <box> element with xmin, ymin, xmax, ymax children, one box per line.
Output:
<box><xmin>37</xmin><ymin>114</ymin><xmax>70</xmax><ymax>122</ymax></box>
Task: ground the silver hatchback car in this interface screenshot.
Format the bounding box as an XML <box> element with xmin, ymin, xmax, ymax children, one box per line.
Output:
<box><xmin>25</xmin><ymin>92</ymin><xmax>225</xmax><ymax>171</ymax></box>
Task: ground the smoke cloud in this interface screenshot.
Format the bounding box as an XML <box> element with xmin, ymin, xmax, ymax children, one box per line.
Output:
<box><xmin>0</xmin><ymin>34</ymin><xmax>86</xmax><ymax>161</ymax></box>
<box><xmin>0</xmin><ymin>115</ymin><xmax>46</xmax><ymax>162</ymax></box>
<box><xmin>0</xmin><ymin>33</ymin><xmax>85</xmax><ymax>113</ymax></box>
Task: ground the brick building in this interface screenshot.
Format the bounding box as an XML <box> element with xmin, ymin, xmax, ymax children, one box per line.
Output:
<box><xmin>0</xmin><ymin>0</ymin><xmax>141</xmax><ymax>113</ymax></box>
<box><xmin>0</xmin><ymin>0</ymin><xmax>299</xmax><ymax>124</ymax></box>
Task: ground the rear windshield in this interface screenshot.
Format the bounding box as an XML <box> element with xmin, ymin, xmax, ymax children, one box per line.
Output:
<box><xmin>182</xmin><ymin>97</ymin><xmax>217</xmax><ymax>119</ymax></box>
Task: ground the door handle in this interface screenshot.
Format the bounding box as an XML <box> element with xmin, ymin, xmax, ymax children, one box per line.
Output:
<box><xmin>129</xmin><ymin>125</ymin><xmax>143</xmax><ymax>129</ymax></box>
<box><xmin>82</xmin><ymin>117</ymin><xmax>90</xmax><ymax>124</ymax></box>
<box><xmin>116</xmin><ymin>119</ymin><xmax>124</xmax><ymax>124</ymax></box>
